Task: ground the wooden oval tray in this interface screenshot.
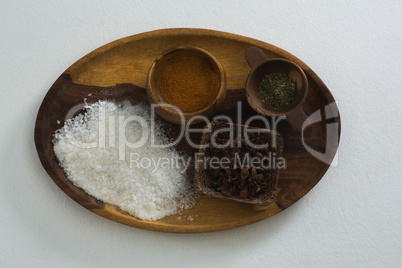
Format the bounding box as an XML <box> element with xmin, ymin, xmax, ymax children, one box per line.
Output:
<box><xmin>35</xmin><ymin>28</ymin><xmax>341</xmax><ymax>233</ymax></box>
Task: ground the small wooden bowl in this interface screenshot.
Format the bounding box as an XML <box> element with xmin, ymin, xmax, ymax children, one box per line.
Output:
<box><xmin>193</xmin><ymin>121</ymin><xmax>284</xmax><ymax>206</ymax></box>
<box><xmin>146</xmin><ymin>46</ymin><xmax>227</xmax><ymax>125</ymax></box>
<box><xmin>244</xmin><ymin>47</ymin><xmax>309</xmax><ymax>131</ymax></box>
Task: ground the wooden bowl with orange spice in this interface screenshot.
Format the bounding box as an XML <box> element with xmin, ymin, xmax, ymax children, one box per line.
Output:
<box><xmin>146</xmin><ymin>46</ymin><xmax>227</xmax><ymax>125</ymax></box>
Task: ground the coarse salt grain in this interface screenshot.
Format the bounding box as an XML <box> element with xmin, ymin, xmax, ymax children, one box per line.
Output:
<box><xmin>53</xmin><ymin>100</ymin><xmax>195</xmax><ymax>221</ymax></box>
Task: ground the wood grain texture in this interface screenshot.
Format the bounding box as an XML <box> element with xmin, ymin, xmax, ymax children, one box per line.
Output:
<box><xmin>34</xmin><ymin>28</ymin><xmax>341</xmax><ymax>233</ymax></box>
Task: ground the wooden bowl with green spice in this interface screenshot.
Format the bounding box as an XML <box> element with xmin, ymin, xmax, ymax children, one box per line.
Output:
<box><xmin>146</xmin><ymin>46</ymin><xmax>227</xmax><ymax>125</ymax></box>
<box><xmin>244</xmin><ymin>47</ymin><xmax>309</xmax><ymax>131</ymax></box>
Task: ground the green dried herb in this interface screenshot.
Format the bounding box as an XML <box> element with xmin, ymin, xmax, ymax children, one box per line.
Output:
<box><xmin>257</xmin><ymin>72</ymin><xmax>297</xmax><ymax>111</ymax></box>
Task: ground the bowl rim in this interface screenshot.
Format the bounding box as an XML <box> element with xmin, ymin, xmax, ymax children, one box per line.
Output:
<box><xmin>146</xmin><ymin>45</ymin><xmax>227</xmax><ymax>117</ymax></box>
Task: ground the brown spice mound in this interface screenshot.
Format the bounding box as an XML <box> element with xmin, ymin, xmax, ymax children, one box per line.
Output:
<box><xmin>159</xmin><ymin>62</ymin><xmax>220</xmax><ymax>112</ymax></box>
<box><xmin>207</xmin><ymin>131</ymin><xmax>277</xmax><ymax>199</ymax></box>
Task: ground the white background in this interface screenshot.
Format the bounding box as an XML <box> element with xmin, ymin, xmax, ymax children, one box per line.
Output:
<box><xmin>1</xmin><ymin>0</ymin><xmax>402</xmax><ymax>267</ymax></box>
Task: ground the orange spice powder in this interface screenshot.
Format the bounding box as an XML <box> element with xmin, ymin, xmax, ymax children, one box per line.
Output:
<box><xmin>159</xmin><ymin>62</ymin><xmax>220</xmax><ymax>112</ymax></box>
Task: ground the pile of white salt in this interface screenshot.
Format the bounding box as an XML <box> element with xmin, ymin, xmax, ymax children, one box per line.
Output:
<box><xmin>53</xmin><ymin>100</ymin><xmax>195</xmax><ymax>221</ymax></box>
